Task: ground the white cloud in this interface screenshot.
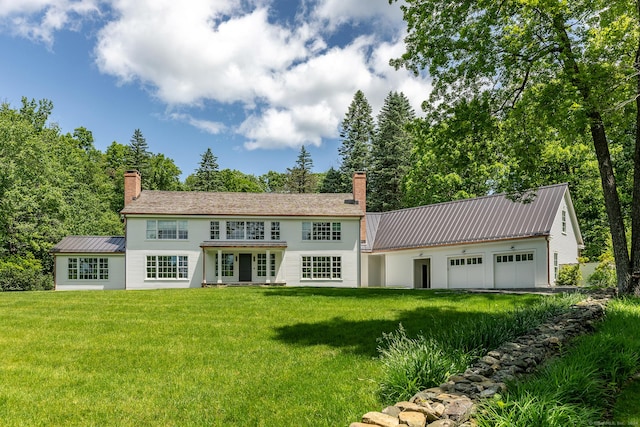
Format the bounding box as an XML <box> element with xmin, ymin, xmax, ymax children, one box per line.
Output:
<box><xmin>312</xmin><ymin>0</ymin><xmax>404</xmax><ymax>31</ymax></box>
<box><xmin>1</xmin><ymin>0</ymin><xmax>432</xmax><ymax>150</ymax></box>
<box><xmin>168</xmin><ymin>113</ymin><xmax>226</xmax><ymax>135</ymax></box>
<box><xmin>95</xmin><ymin>1</ymin><xmax>311</xmax><ymax>105</ymax></box>
<box><xmin>241</xmin><ymin>102</ymin><xmax>339</xmax><ymax>150</ymax></box>
<box><xmin>0</xmin><ymin>0</ymin><xmax>99</xmax><ymax>46</ymax></box>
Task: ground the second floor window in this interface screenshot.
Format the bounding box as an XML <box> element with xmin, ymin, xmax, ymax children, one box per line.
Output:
<box><xmin>227</xmin><ymin>221</ymin><xmax>265</xmax><ymax>240</ymax></box>
<box><xmin>302</xmin><ymin>222</ymin><xmax>341</xmax><ymax>241</ymax></box>
<box><xmin>146</xmin><ymin>220</ymin><xmax>188</xmax><ymax>240</ymax></box>
<box><xmin>271</xmin><ymin>221</ymin><xmax>280</xmax><ymax>240</ymax></box>
<box><xmin>210</xmin><ymin>221</ymin><xmax>220</xmax><ymax>240</ymax></box>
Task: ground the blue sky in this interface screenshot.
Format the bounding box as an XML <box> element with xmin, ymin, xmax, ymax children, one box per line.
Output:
<box><xmin>0</xmin><ymin>0</ymin><xmax>431</xmax><ymax>180</ymax></box>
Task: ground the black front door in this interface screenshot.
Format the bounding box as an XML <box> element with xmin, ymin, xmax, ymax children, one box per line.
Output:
<box><xmin>239</xmin><ymin>254</ymin><xmax>252</xmax><ymax>282</ymax></box>
<box><xmin>422</xmin><ymin>264</ymin><xmax>430</xmax><ymax>289</ymax></box>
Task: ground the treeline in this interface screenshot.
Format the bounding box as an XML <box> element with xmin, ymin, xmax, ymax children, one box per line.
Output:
<box><xmin>1</xmin><ymin>85</ymin><xmax>630</xmax><ymax>289</ymax></box>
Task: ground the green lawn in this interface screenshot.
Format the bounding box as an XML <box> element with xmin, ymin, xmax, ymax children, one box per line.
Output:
<box><xmin>0</xmin><ymin>287</ymin><xmax>547</xmax><ymax>426</ymax></box>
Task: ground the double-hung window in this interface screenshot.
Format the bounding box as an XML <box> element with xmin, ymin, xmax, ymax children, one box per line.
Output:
<box><xmin>271</xmin><ymin>222</ymin><xmax>280</xmax><ymax>240</ymax></box>
<box><xmin>227</xmin><ymin>221</ymin><xmax>265</xmax><ymax>240</ymax></box>
<box><xmin>210</xmin><ymin>221</ymin><xmax>220</xmax><ymax>240</ymax></box>
<box><xmin>302</xmin><ymin>222</ymin><xmax>341</xmax><ymax>241</ymax></box>
<box><xmin>257</xmin><ymin>253</ymin><xmax>276</xmax><ymax>277</ymax></box>
<box><xmin>146</xmin><ymin>255</ymin><xmax>188</xmax><ymax>279</ymax></box>
<box><xmin>246</xmin><ymin>222</ymin><xmax>264</xmax><ymax>240</ymax></box>
<box><xmin>146</xmin><ymin>220</ymin><xmax>188</xmax><ymax>240</ymax></box>
<box><xmin>68</xmin><ymin>257</ymin><xmax>109</xmax><ymax>280</ymax></box>
<box><xmin>301</xmin><ymin>256</ymin><xmax>342</xmax><ymax>280</ymax></box>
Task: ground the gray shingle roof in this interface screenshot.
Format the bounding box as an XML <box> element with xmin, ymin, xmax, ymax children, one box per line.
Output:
<box><xmin>120</xmin><ymin>191</ymin><xmax>364</xmax><ymax>217</ymax></box>
<box><xmin>51</xmin><ymin>236</ymin><xmax>126</xmax><ymax>254</ymax></box>
<box><xmin>368</xmin><ymin>184</ymin><xmax>570</xmax><ymax>251</ymax></box>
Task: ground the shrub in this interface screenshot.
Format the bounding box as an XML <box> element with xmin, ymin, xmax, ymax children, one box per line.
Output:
<box><xmin>0</xmin><ymin>256</ymin><xmax>53</xmax><ymax>291</ymax></box>
<box><xmin>587</xmin><ymin>253</ymin><xmax>616</xmax><ymax>288</ymax></box>
<box><xmin>555</xmin><ymin>264</ymin><xmax>581</xmax><ymax>287</ymax></box>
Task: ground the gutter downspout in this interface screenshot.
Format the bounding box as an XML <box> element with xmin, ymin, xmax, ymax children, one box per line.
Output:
<box><xmin>547</xmin><ymin>236</ymin><xmax>551</xmax><ymax>286</ymax></box>
<box><xmin>202</xmin><ymin>247</ymin><xmax>206</xmax><ymax>287</ymax></box>
<box><xmin>53</xmin><ymin>254</ymin><xmax>57</xmax><ymax>290</ymax></box>
<box><xmin>357</xmin><ymin>217</ymin><xmax>362</xmax><ymax>288</ymax></box>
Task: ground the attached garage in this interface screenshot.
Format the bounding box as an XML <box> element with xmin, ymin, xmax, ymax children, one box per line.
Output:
<box><xmin>447</xmin><ymin>255</ymin><xmax>485</xmax><ymax>288</ymax></box>
<box><xmin>494</xmin><ymin>252</ymin><xmax>535</xmax><ymax>288</ymax></box>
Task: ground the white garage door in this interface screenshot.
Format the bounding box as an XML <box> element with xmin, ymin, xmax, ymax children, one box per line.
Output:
<box><xmin>447</xmin><ymin>256</ymin><xmax>485</xmax><ymax>288</ymax></box>
<box><xmin>494</xmin><ymin>252</ymin><xmax>535</xmax><ymax>288</ymax></box>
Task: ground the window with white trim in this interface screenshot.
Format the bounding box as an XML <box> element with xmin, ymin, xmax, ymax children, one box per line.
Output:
<box><xmin>246</xmin><ymin>222</ymin><xmax>264</xmax><ymax>240</ymax></box>
<box><xmin>221</xmin><ymin>253</ymin><xmax>234</xmax><ymax>277</ymax></box>
<box><xmin>226</xmin><ymin>221</ymin><xmax>265</xmax><ymax>240</ymax></box>
<box><xmin>301</xmin><ymin>256</ymin><xmax>342</xmax><ymax>279</ymax></box>
<box><xmin>68</xmin><ymin>257</ymin><xmax>109</xmax><ymax>280</ymax></box>
<box><xmin>146</xmin><ymin>220</ymin><xmax>188</xmax><ymax>240</ymax></box>
<box><xmin>210</xmin><ymin>221</ymin><xmax>220</xmax><ymax>240</ymax></box>
<box><xmin>562</xmin><ymin>210</ymin><xmax>567</xmax><ymax>234</ymax></box>
<box><xmin>554</xmin><ymin>252</ymin><xmax>559</xmax><ymax>279</ymax></box>
<box><xmin>146</xmin><ymin>255</ymin><xmax>188</xmax><ymax>279</ymax></box>
<box><xmin>302</xmin><ymin>222</ymin><xmax>341</xmax><ymax>241</ymax></box>
<box><xmin>257</xmin><ymin>253</ymin><xmax>276</xmax><ymax>277</ymax></box>
<box><xmin>271</xmin><ymin>222</ymin><xmax>280</xmax><ymax>240</ymax></box>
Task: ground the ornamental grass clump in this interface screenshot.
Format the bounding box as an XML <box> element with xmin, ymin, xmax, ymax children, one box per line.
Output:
<box><xmin>377</xmin><ymin>325</ymin><xmax>471</xmax><ymax>403</ymax></box>
<box><xmin>377</xmin><ymin>294</ymin><xmax>581</xmax><ymax>404</ymax></box>
<box><xmin>477</xmin><ymin>297</ymin><xmax>640</xmax><ymax>427</ymax></box>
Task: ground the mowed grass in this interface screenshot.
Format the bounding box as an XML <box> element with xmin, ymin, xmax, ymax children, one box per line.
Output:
<box><xmin>0</xmin><ymin>287</ymin><xmax>547</xmax><ymax>426</ymax></box>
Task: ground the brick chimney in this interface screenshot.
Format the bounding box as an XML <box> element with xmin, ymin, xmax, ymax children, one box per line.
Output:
<box><xmin>353</xmin><ymin>172</ymin><xmax>366</xmax><ymax>243</ymax></box>
<box><xmin>124</xmin><ymin>170</ymin><xmax>141</xmax><ymax>206</ymax></box>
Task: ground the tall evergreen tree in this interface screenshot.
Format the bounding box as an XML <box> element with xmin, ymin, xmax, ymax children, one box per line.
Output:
<box><xmin>128</xmin><ymin>129</ymin><xmax>150</xmax><ymax>173</ymax></box>
<box><xmin>191</xmin><ymin>148</ymin><xmax>223</xmax><ymax>192</ymax></box>
<box><xmin>319</xmin><ymin>167</ymin><xmax>343</xmax><ymax>193</ymax></box>
<box><xmin>338</xmin><ymin>90</ymin><xmax>374</xmax><ymax>191</ymax></box>
<box><xmin>369</xmin><ymin>91</ymin><xmax>415</xmax><ymax>212</ymax></box>
<box><xmin>287</xmin><ymin>145</ymin><xmax>316</xmax><ymax>193</ymax></box>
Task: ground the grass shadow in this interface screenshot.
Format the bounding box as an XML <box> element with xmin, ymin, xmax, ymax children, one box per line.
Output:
<box><xmin>272</xmin><ymin>301</ymin><xmax>535</xmax><ymax>357</ymax></box>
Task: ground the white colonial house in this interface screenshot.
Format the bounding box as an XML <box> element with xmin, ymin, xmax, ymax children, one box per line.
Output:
<box><xmin>51</xmin><ymin>171</ymin><xmax>583</xmax><ymax>290</ymax></box>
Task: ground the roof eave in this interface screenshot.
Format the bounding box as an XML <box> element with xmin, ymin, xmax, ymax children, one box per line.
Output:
<box><xmin>370</xmin><ymin>233</ymin><xmax>550</xmax><ymax>253</ymax></box>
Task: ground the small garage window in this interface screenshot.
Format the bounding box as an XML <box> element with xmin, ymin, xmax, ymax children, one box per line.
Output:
<box><xmin>497</xmin><ymin>252</ymin><xmax>534</xmax><ymax>263</ymax></box>
<box><xmin>450</xmin><ymin>256</ymin><xmax>482</xmax><ymax>266</ymax></box>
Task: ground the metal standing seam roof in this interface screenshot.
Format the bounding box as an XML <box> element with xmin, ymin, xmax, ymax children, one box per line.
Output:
<box><xmin>367</xmin><ymin>183</ymin><xmax>569</xmax><ymax>252</ymax></box>
<box><xmin>50</xmin><ymin>236</ymin><xmax>126</xmax><ymax>254</ymax></box>
<box><xmin>120</xmin><ymin>191</ymin><xmax>364</xmax><ymax>217</ymax></box>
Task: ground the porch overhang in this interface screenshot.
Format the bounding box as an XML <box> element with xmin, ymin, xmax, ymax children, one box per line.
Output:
<box><xmin>200</xmin><ymin>240</ymin><xmax>288</xmax><ymax>249</ymax></box>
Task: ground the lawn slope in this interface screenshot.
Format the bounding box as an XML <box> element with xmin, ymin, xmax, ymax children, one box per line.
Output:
<box><xmin>0</xmin><ymin>287</ymin><xmax>547</xmax><ymax>426</ymax></box>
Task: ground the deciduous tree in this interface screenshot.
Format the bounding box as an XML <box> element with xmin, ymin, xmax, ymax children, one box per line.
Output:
<box><xmin>391</xmin><ymin>0</ymin><xmax>640</xmax><ymax>294</ymax></box>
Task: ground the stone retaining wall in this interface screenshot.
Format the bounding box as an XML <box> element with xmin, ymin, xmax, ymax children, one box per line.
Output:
<box><xmin>350</xmin><ymin>293</ymin><xmax>611</xmax><ymax>427</ymax></box>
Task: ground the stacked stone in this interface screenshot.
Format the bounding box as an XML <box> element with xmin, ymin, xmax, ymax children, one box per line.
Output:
<box><xmin>350</xmin><ymin>294</ymin><xmax>610</xmax><ymax>427</ymax></box>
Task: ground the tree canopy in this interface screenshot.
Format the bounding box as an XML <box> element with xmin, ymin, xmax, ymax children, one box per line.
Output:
<box><xmin>391</xmin><ymin>0</ymin><xmax>640</xmax><ymax>294</ymax></box>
